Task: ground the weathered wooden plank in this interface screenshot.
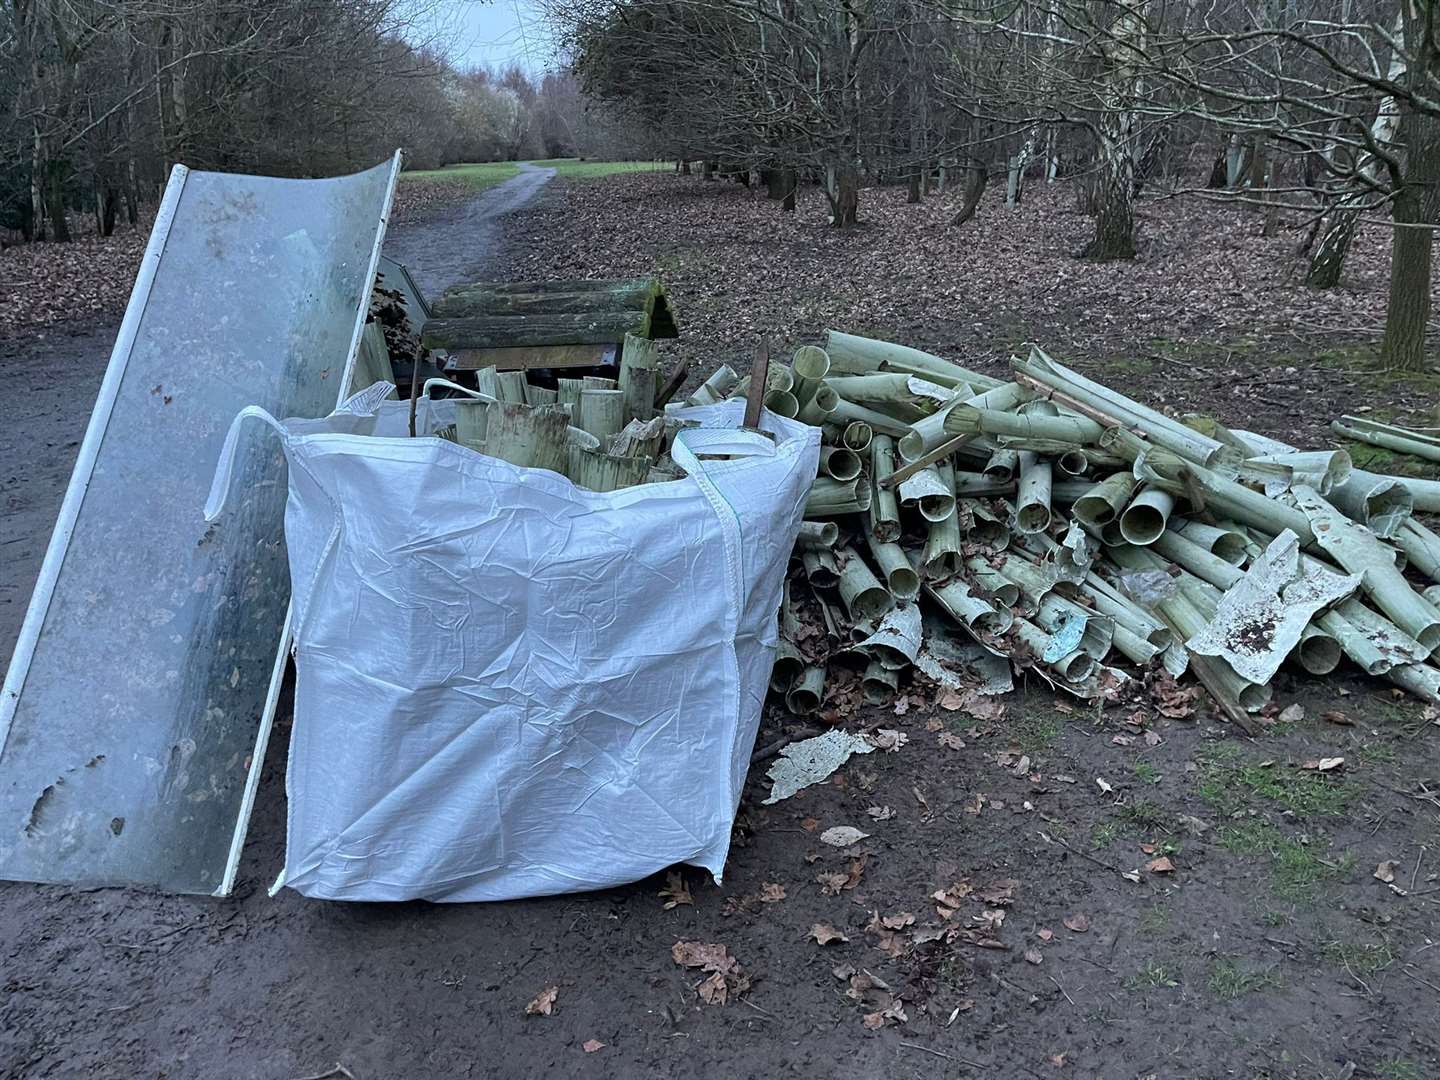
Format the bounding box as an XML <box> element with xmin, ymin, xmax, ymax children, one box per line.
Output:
<box><xmin>422</xmin><ymin>311</ymin><xmax>649</xmax><ymax>350</ymax></box>
<box><xmin>446</xmin><ymin>343</ymin><xmax>618</xmax><ymax>371</ymax></box>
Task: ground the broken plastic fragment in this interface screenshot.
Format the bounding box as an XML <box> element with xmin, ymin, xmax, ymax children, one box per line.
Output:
<box><xmin>762</xmin><ymin>730</ymin><xmax>875</xmax><ymax>804</ymax></box>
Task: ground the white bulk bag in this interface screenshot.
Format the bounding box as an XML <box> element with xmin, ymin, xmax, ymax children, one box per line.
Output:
<box><xmin>206</xmin><ymin>384</ymin><xmax>819</xmax><ymax>901</ymax></box>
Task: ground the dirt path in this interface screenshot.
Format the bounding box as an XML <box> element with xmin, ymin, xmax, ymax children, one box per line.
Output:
<box><xmin>382</xmin><ymin>162</ymin><xmax>555</xmax><ymax>300</ymax></box>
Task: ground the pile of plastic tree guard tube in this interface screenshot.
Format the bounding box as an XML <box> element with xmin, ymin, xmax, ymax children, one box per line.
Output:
<box><xmin>698</xmin><ymin>331</ymin><xmax>1440</xmax><ymax>721</ymax></box>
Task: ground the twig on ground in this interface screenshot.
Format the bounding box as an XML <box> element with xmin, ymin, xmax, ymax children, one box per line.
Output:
<box><xmin>289</xmin><ymin>1066</ymin><xmax>355</xmax><ymax>1080</ymax></box>
<box><xmin>1048</xmin><ymin>975</ymin><xmax>1076</xmax><ymax>1006</ymax></box>
<box><xmin>898</xmin><ymin>1042</ymin><xmax>986</xmax><ymax>1069</ymax></box>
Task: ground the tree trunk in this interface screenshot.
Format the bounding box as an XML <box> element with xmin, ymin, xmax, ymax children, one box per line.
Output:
<box><xmin>1381</xmin><ymin>196</ymin><xmax>1432</xmax><ymax>371</ymax></box>
<box><xmin>1006</xmin><ymin>132</ymin><xmax>1034</xmax><ymax>208</ymax></box>
<box><xmin>1306</xmin><ymin>212</ymin><xmax>1358</xmax><ymax>288</ymax></box>
<box><xmin>703</xmin><ymin>160</ymin><xmax>716</xmax><ymax>181</ymax></box>
<box><xmin>45</xmin><ymin>164</ymin><xmax>70</xmax><ymax>243</ymax></box>
<box><xmin>679</xmin><ymin>160</ymin><xmax>690</xmax><ymax>175</ymax></box>
<box><xmin>825</xmin><ymin>165</ymin><xmax>860</xmax><ymax>228</ymax></box>
<box><xmin>907</xmin><ymin>170</ymin><xmax>921</xmax><ymax>204</ymax></box>
<box><xmin>949</xmin><ymin>164</ymin><xmax>987</xmax><ymax>227</ymax></box>
<box><xmin>781</xmin><ymin>168</ymin><xmax>797</xmax><ymax>212</ymax></box>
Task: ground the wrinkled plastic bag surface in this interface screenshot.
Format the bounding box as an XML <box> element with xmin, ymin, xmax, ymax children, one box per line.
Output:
<box><xmin>206</xmin><ymin>386</ymin><xmax>819</xmax><ymax>901</ymax></box>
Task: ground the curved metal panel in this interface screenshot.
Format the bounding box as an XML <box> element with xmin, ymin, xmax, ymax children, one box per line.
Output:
<box><xmin>0</xmin><ymin>156</ymin><xmax>399</xmax><ymax>894</ymax></box>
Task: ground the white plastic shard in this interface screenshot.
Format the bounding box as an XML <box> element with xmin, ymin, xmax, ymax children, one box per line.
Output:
<box><xmin>1186</xmin><ymin>530</ymin><xmax>1360</xmax><ymax>685</ymax></box>
<box><xmin>0</xmin><ymin>155</ymin><xmax>400</xmax><ymax>894</ymax></box>
<box><xmin>856</xmin><ymin>603</ymin><xmax>924</xmax><ymax>669</ymax></box>
<box><xmin>762</xmin><ymin>730</ymin><xmax>876</xmax><ymax>804</ymax></box>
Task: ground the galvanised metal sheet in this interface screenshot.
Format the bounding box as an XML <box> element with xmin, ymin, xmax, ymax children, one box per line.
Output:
<box><xmin>0</xmin><ymin>155</ymin><xmax>399</xmax><ymax>894</ymax></box>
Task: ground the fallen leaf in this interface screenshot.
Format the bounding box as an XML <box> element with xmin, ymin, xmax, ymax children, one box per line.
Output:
<box><xmin>811</xmin><ymin>923</ymin><xmax>849</xmax><ymax>945</ymax></box>
<box><xmin>658</xmin><ymin>870</ymin><xmax>693</xmax><ymax>910</ymax></box>
<box><xmin>1143</xmin><ymin>730</ymin><xmax>1162</xmax><ymax>747</ymax></box>
<box><xmin>1024</xmin><ymin>947</ymin><xmax>1044</xmax><ymax>965</ymax></box>
<box><xmin>867</xmin><ymin>804</ymin><xmax>895</xmax><ymax>821</ymax></box>
<box><xmin>1301</xmin><ymin>756</ymin><xmax>1345</xmax><ymax>771</ymax></box>
<box><xmin>1146</xmin><ymin>856</ymin><xmax>1175</xmax><ymax>874</ymax></box>
<box><xmin>801</xmin><ymin>817</ymin><xmax>820</xmax><ymax>832</ymax></box>
<box><xmin>1038</xmin><ymin>927</ymin><xmax>1054</xmax><ymax>941</ymax></box>
<box><xmin>1321</xmin><ymin>710</ymin><xmax>1352</xmax><ymax>726</ymax></box>
<box><xmin>1121</xmin><ymin>869</ymin><xmax>1142</xmax><ymax>883</ymax></box>
<box><xmin>1277</xmin><ymin>703</ymin><xmax>1304</xmax><ymax>724</ymax></box>
<box><xmin>881</xmin><ymin>911</ymin><xmax>916</xmax><ymax>930</ymax></box>
<box><xmin>964</xmin><ymin>793</ymin><xmax>987</xmax><ymax>814</ymax></box>
<box><xmin>939</xmin><ymin>731</ymin><xmax>966</xmax><ymax>750</ymax></box>
<box><xmin>1111</xmin><ymin>734</ymin><xmax>1135</xmax><ymax>747</ymax></box>
<box><xmin>1063</xmin><ymin>913</ymin><xmax>1090</xmax><ymax>933</ymax></box>
<box><xmin>1374</xmin><ymin>860</ymin><xmax>1398</xmax><ymax>884</ymax></box>
<box><xmin>939</xmin><ymin>688</ymin><xmax>966</xmax><ymax>711</ymax></box>
<box><xmin>671</xmin><ymin>941</ymin><xmax>738</xmax><ymax>973</ymax></box>
<box><xmin>1052</xmin><ymin>774</ymin><xmax>1076</xmax><ymax>784</ymax></box>
<box><xmin>697</xmin><ymin>971</ymin><xmax>729</xmax><ymax>1005</ymax></box>
<box><xmin>925</xmin><ymin>717</ymin><xmax>943</xmax><ymax>732</ymax></box>
<box><xmin>913</xmin><ymin>786</ymin><xmax>932</xmax><ymax>820</ymax></box>
<box><xmin>976</xmin><ymin>878</ymin><xmax>1018</xmax><ymax>905</ymax></box>
<box><xmin>820</xmin><ymin>825</ymin><xmax>870</xmax><ymax>847</ymax></box>
<box><xmin>817</xmin><ymin>872</ymin><xmax>849</xmax><ymax>896</ymax></box>
<box><xmin>1047</xmin><ymin>1052</ymin><xmax>1067</xmax><ymax>1067</ymax></box>
<box><xmin>870</xmin><ymin>728</ymin><xmax>908</xmax><ymax>752</ymax></box>
<box><xmin>758</xmin><ymin>882</ymin><xmax>786</xmax><ymax>903</ymax></box>
<box><xmin>582</xmin><ymin>1040</ymin><xmax>606</xmax><ymax>1053</ymax></box>
<box><xmin>1096</xmin><ymin>777</ymin><xmax>1113</xmax><ymax>794</ymax></box>
<box><xmin>525</xmin><ymin>986</ymin><xmax>559</xmax><ymax>1017</ymax></box>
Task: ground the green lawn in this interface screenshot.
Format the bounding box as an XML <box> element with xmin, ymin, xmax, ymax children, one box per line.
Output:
<box><xmin>399</xmin><ymin>161</ymin><xmax>522</xmax><ymax>191</ymax></box>
<box><xmin>400</xmin><ymin>159</ymin><xmax>665</xmax><ymax>189</ymax></box>
<box><xmin>527</xmin><ymin>158</ymin><xmax>668</xmax><ymax>178</ymax></box>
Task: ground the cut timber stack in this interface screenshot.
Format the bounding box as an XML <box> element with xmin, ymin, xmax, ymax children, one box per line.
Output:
<box><xmin>420</xmin><ymin>277</ymin><xmax>679</xmax><ymax>372</ymax></box>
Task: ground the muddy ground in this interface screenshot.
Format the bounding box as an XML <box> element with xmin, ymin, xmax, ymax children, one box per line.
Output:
<box><xmin>2</xmin><ymin>174</ymin><xmax>1439</xmax><ymax>1080</ymax></box>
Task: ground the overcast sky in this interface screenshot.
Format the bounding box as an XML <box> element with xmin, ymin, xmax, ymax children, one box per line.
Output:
<box><xmin>419</xmin><ymin>1</ymin><xmax>558</xmax><ymax>73</ymax></box>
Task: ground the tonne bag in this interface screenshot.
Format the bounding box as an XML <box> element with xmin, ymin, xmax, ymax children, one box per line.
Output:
<box><xmin>205</xmin><ymin>385</ymin><xmax>820</xmax><ymax>901</ymax></box>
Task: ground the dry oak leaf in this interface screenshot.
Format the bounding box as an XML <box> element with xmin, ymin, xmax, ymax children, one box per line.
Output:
<box><xmin>1037</xmin><ymin>927</ymin><xmax>1054</xmax><ymax>941</ymax></box>
<box><xmin>870</xmin><ymin>728</ymin><xmax>908</xmax><ymax>752</ymax></box>
<box><xmin>582</xmin><ymin>1040</ymin><xmax>605</xmax><ymax>1054</ymax></box>
<box><xmin>524</xmin><ymin>985</ymin><xmax>559</xmax><ymax>1017</ymax></box>
<box><xmin>976</xmin><ymin>878</ymin><xmax>1018</xmax><ymax>905</ymax></box>
<box><xmin>1063</xmin><ymin>913</ymin><xmax>1091</xmax><ymax>933</ymax></box>
<box><xmin>867</xmin><ymin>805</ymin><xmax>896</xmax><ymax>821</ymax></box>
<box><xmin>938</xmin><ymin>731</ymin><xmax>967</xmax><ymax>751</ymax></box>
<box><xmin>880</xmin><ymin>911</ymin><xmax>916</xmax><ymax>931</ymax></box>
<box><xmin>817</xmin><ymin>872</ymin><xmax>849</xmax><ymax>897</ymax></box>
<box><xmin>671</xmin><ymin>941</ymin><xmax>739</xmax><ymax>975</ymax></box>
<box><xmin>658</xmin><ymin>870</ymin><xmax>693</xmax><ymax>910</ymax></box>
<box><xmin>811</xmin><ymin>923</ymin><xmax>850</xmax><ymax>945</ymax></box>
<box><xmin>697</xmin><ymin>972</ymin><xmax>729</xmax><ymax>1005</ymax></box>
<box><xmin>1024</xmin><ymin>947</ymin><xmax>1044</xmax><ymax>965</ymax></box>
<box><xmin>1146</xmin><ymin>856</ymin><xmax>1176</xmax><ymax>874</ymax></box>
<box><xmin>1301</xmin><ymin>756</ymin><xmax>1345</xmax><ymax>771</ymax></box>
<box><xmin>758</xmin><ymin>881</ymin><xmax>787</xmax><ymax>903</ymax></box>
<box><xmin>1374</xmin><ymin>860</ymin><xmax>1398</xmax><ymax>884</ymax></box>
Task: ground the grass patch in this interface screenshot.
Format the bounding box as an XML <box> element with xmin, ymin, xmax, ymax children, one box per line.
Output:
<box><xmin>1322</xmin><ymin>937</ymin><xmax>1396</xmax><ymax>979</ymax></box>
<box><xmin>1126</xmin><ymin>959</ymin><xmax>1180</xmax><ymax>990</ymax></box>
<box><xmin>1118</xmin><ymin>799</ymin><xmax>1170</xmax><ymax>834</ymax></box>
<box><xmin>1137</xmin><ymin>904</ymin><xmax>1171</xmax><ymax>936</ymax></box>
<box><xmin>1376</xmin><ymin>1061</ymin><xmax>1423</xmax><ymax>1080</ymax></box>
<box><xmin>400</xmin><ymin>159</ymin><xmax>663</xmax><ymax>191</ymax></box>
<box><xmin>400</xmin><ymin>161</ymin><xmax>522</xmax><ymax>191</ymax></box>
<box><xmin>1217</xmin><ymin>821</ymin><xmax>1354</xmax><ymax>902</ymax></box>
<box><xmin>1091</xmin><ymin>821</ymin><xmax>1121</xmax><ymax>850</ymax></box>
<box><xmin>1208</xmin><ymin>956</ymin><xmax>1282</xmax><ymax>1001</ymax></box>
<box><xmin>1133</xmin><ymin>760</ymin><xmax>1162</xmax><ymax>785</ymax></box>
<box><xmin>1010</xmin><ymin>710</ymin><xmax>1063</xmax><ymax>753</ymax></box>
<box><xmin>1197</xmin><ymin>744</ymin><xmax>1354</xmax><ymax>816</ymax></box>
<box><xmin>529</xmin><ymin>158</ymin><xmax>667</xmax><ymax>178</ymax></box>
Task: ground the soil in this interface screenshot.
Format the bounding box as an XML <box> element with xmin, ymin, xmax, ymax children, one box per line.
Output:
<box><xmin>2</xmin><ymin>174</ymin><xmax>1439</xmax><ymax>1080</ymax></box>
